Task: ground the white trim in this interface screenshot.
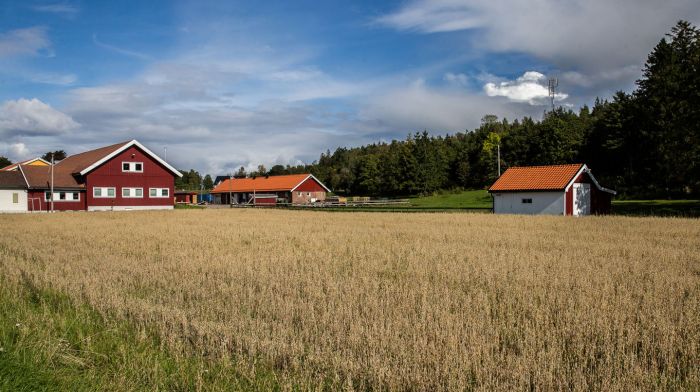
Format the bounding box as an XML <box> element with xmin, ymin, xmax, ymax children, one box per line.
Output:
<box><xmin>79</xmin><ymin>140</ymin><xmax>182</xmax><ymax>177</ymax></box>
<box><xmin>290</xmin><ymin>174</ymin><xmax>331</xmax><ymax>193</ymax></box>
<box><xmin>88</xmin><ymin>205</ymin><xmax>174</xmax><ymax>211</ymax></box>
<box><xmin>121</xmin><ymin>161</ymin><xmax>144</xmax><ymax>173</ymax></box>
<box><xmin>564</xmin><ymin>164</ymin><xmax>617</xmax><ymax>195</ymax></box>
<box><xmin>16</xmin><ymin>165</ymin><xmax>30</xmax><ymax>188</ymax></box>
<box><xmin>93</xmin><ymin>187</ymin><xmax>116</xmax><ymax>198</ymax></box>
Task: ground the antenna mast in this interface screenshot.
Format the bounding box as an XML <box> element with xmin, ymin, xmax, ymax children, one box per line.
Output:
<box><xmin>547</xmin><ymin>77</ymin><xmax>558</xmax><ymax>112</ymax></box>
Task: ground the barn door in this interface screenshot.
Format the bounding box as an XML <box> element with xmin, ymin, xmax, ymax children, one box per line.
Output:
<box><xmin>573</xmin><ymin>183</ymin><xmax>591</xmax><ymax>216</ymax></box>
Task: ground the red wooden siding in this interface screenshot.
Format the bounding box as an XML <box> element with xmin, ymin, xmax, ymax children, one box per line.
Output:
<box><xmin>85</xmin><ymin>146</ymin><xmax>174</xmax><ymax>208</ymax></box>
<box><xmin>27</xmin><ymin>190</ymin><xmax>87</xmax><ymax>211</ymax></box>
<box><xmin>294</xmin><ymin>177</ymin><xmax>326</xmax><ymax>192</ymax></box>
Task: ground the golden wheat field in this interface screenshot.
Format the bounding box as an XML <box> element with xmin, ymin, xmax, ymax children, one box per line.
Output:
<box><xmin>1</xmin><ymin>209</ymin><xmax>699</xmax><ymax>390</ymax></box>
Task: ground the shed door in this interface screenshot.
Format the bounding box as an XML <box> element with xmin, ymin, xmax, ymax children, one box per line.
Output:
<box><xmin>573</xmin><ymin>183</ymin><xmax>591</xmax><ymax>216</ymax></box>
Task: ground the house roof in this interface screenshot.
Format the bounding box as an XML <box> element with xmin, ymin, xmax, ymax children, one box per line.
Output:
<box><xmin>75</xmin><ymin>140</ymin><xmax>182</xmax><ymax>177</ymax></box>
<box><xmin>1</xmin><ymin>157</ymin><xmax>50</xmax><ymax>171</ymax></box>
<box><xmin>0</xmin><ymin>170</ymin><xmax>27</xmax><ymax>188</ymax></box>
<box><xmin>54</xmin><ymin>141</ymin><xmax>127</xmax><ymax>174</ymax></box>
<box><xmin>489</xmin><ymin>164</ymin><xmax>584</xmax><ymax>192</ymax></box>
<box><xmin>211</xmin><ymin>174</ymin><xmax>330</xmax><ymax>193</ymax></box>
<box><xmin>19</xmin><ymin>165</ymin><xmax>83</xmax><ymax>189</ymax></box>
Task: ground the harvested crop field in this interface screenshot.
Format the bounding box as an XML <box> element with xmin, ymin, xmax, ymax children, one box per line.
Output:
<box><xmin>1</xmin><ymin>210</ymin><xmax>699</xmax><ymax>390</ymax></box>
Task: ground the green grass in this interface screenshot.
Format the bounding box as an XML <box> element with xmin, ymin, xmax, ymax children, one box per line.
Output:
<box><xmin>611</xmin><ymin>199</ymin><xmax>700</xmax><ymax>217</ymax></box>
<box><xmin>174</xmin><ymin>203</ymin><xmax>205</xmax><ymax>209</ymax></box>
<box><xmin>409</xmin><ymin>189</ymin><xmax>492</xmax><ymax>209</ymax></box>
<box><xmin>0</xmin><ymin>277</ymin><xmax>281</xmax><ymax>391</ymax></box>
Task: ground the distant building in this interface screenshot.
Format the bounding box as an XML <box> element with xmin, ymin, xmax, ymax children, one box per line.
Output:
<box><xmin>488</xmin><ymin>163</ymin><xmax>615</xmax><ymax>215</ymax></box>
<box><xmin>0</xmin><ymin>157</ymin><xmax>50</xmax><ymax>171</ymax></box>
<box><xmin>210</xmin><ymin>174</ymin><xmax>330</xmax><ymax>205</ymax></box>
<box><xmin>0</xmin><ymin>140</ymin><xmax>182</xmax><ymax>212</ymax></box>
<box><xmin>174</xmin><ymin>190</ymin><xmax>199</xmax><ymax>204</ymax></box>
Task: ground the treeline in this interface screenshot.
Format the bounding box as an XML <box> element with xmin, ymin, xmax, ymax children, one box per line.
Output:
<box><xmin>305</xmin><ymin>21</ymin><xmax>699</xmax><ymax>198</ymax></box>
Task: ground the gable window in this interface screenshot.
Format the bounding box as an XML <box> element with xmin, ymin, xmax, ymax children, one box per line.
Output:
<box><xmin>522</xmin><ymin>198</ymin><xmax>533</xmax><ymax>204</ymax></box>
<box><xmin>122</xmin><ymin>162</ymin><xmax>144</xmax><ymax>173</ymax></box>
<box><xmin>122</xmin><ymin>187</ymin><xmax>143</xmax><ymax>198</ymax></box>
<box><xmin>149</xmin><ymin>188</ymin><xmax>169</xmax><ymax>198</ymax></box>
<box><xmin>93</xmin><ymin>187</ymin><xmax>116</xmax><ymax>198</ymax></box>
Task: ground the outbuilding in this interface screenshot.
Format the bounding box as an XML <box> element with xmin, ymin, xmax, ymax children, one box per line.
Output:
<box><xmin>210</xmin><ymin>174</ymin><xmax>330</xmax><ymax>205</ymax></box>
<box><xmin>488</xmin><ymin>163</ymin><xmax>615</xmax><ymax>215</ymax></box>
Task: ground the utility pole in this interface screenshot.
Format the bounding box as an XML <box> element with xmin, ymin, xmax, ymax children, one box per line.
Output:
<box><xmin>497</xmin><ymin>143</ymin><xmax>501</xmax><ymax>177</ymax></box>
<box><xmin>164</xmin><ymin>146</ymin><xmax>167</xmax><ymax>161</ymax></box>
<box><xmin>50</xmin><ymin>153</ymin><xmax>54</xmax><ymax>212</ymax></box>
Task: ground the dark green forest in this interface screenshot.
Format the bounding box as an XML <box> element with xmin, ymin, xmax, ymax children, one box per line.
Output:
<box><xmin>305</xmin><ymin>21</ymin><xmax>699</xmax><ymax>198</ymax></box>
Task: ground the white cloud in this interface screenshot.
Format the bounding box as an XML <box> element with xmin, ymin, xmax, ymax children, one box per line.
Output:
<box><xmin>10</xmin><ymin>143</ymin><xmax>30</xmax><ymax>158</ymax></box>
<box><xmin>362</xmin><ymin>80</ymin><xmax>540</xmax><ymax>132</ymax></box>
<box><xmin>0</xmin><ymin>27</ymin><xmax>51</xmax><ymax>58</ymax></box>
<box><xmin>0</xmin><ymin>98</ymin><xmax>80</xmax><ymax>137</ymax></box>
<box><xmin>484</xmin><ymin>71</ymin><xmax>567</xmax><ymax>105</ymax></box>
<box><xmin>377</xmin><ymin>0</ymin><xmax>700</xmax><ymax>72</ymax></box>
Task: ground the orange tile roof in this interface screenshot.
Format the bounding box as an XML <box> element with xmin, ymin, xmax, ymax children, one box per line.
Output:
<box><xmin>489</xmin><ymin>164</ymin><xmax>583</xmax><ymax>192</ymax></box>
<box><xmin>211</xmin><ymin>174</ymin><xmax>314</xmax><ymax>193</ymax></box>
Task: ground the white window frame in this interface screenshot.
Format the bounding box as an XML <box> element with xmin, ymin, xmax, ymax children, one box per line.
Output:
<box><xmin>45</xmin><ymin>191</ymin><xmax>81</xmax><ymax>202</ymax></box>
<box><xmin>149</xmin><ymin>188</ymin><xmax>169</xmax><ymax>198</ymax></box>
<box><xmin>93</xmin><ymin>187</ymin><xmax>116</xmax><ymax>198</ymax></box>
<box><xmin>122</xmin><ymin>187</ymin><xmax>143</xmax><ymax>198</ymax></box>
<box><xmin>121</xmin><ymin>162</ymin><xmax>144</xmax><ymax>173</ymax></box>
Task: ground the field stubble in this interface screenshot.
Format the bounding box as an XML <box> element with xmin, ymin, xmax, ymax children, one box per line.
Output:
<box><xmin>1</xmin><ymin>210</ymin><xmax>699</xmax><ymax>390</ymax></box>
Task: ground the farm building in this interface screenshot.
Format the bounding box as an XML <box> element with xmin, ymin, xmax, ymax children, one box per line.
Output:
<box><xmin>488</xmin><ymin>163</ymin><xmax>615</xmax><ymax>216</ymax></box>
<box><xmin>1</xmin><ymin>157</ymin><xmax>50</xmax><ymax>171</ymax></box>
<box><xmin>0</xmin><ymin>140</ymin><xmax>181</xmax><ymax>212</ymax></box>
<box><xmin>210</xmin><ymin>174</ymin><xmax>330</xmax><ymax>205</ymax></box>
<box><xmin>175</xmin><ymin>190</ymin><xmax>199</xmax><ymax>204</ymax></box>
<box><xmin>0</xmin><ymin>171</ymin><xmax>28</xmax><ymax>212</ymax></box>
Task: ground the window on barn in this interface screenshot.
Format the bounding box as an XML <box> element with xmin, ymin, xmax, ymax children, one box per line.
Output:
<box><xmin>522</xmin><ymin>198</ymin><xmax>533</xmax><ymax>204</ymax></box>
<box><xmin>94</xmin><ymin>187</ymin><xmax>116</xmax><ymax>198</ymax></box>
<box><xmin>149</xmin><ymin>188</ymin><xmax>169</xmax><ymax>198</ymax></box>
<box><xmin>122</xmin><ymin>187</ymin><xmax>143</xmax><ymax>198</ymax></box>
<box><xmin>122</xmin><ymin>162</ymin><xmax>144</xmax><ymax>173</ymax></box>
<box><xmin>12</xmin><ymin>193</ymin><xmax>19</xmax><ymax>204</ymax></box>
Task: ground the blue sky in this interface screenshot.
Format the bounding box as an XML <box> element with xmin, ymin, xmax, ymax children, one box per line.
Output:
<box><xmin>1</xmin><ymin>0</ymin><xmax>698</xmax><ymax>174</ymax></box>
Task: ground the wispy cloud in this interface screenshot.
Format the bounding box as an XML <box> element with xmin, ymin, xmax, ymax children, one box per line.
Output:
<box><xmin>32</xmin><ymin>3</ymin><xmax>80</xmax><ymax>17</ymax></box>
<box><xmin>92</xmin><ymin>34</ymin><xmax>151</xmax><ymax>60</ymax></box>
<box><xmin>0</xmin><ymin>26</ymin><xmax>51</xmax><ymax>58</ymax></box>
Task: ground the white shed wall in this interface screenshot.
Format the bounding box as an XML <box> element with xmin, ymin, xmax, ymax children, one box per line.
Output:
<box><xmin>492</xmin><ymin>191</ymin><xmax>565</xmax><ymax>215</ymax></box>
<box><xmin>0</xmin><ymin>189</ymin><xmax>28</xmax><ymax>212</ymax></box>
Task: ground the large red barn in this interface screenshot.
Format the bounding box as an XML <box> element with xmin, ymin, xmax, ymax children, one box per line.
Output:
<box><xmin>16</xmin><ymin>140</ymin><xmax>182</xmax><ymax>212</ymax></box>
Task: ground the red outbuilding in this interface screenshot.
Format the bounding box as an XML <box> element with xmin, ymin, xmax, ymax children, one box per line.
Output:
<box><xmin>18</xmin><ymin>140</ymin><xmax>182</xmax><ymax>212</ymax></box>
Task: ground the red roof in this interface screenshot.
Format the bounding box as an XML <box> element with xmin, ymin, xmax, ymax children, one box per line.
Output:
<box><xmin>211</xmin><ymin>174</ymin><xmax>327</xmax><ymax>193</ymax></box>
<box><xmin>489</xmin><ymin>164</ymin><xmax>583</xmax><ymax>192</ymax></box>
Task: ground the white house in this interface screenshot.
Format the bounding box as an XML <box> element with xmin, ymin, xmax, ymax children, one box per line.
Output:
<box><xmin>488</xmin><ymin>163</ymin><xmax>616</xmax><ymax>216</ymax></box>
<box><xmin>0</xmin><ymin>171</ymin><xmax>28</xmax><ymax>213</ymax></box>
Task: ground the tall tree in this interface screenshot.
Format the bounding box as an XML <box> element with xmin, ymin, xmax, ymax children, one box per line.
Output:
<box><xmin>0</xmin><ymin>156</ymin><xmax>11</xmax><ymax>168</ymax></box>
<box><xmin>41</xmin><ymin>150</ymin><xmax>67</xmax><ymax>162</ymax></box>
